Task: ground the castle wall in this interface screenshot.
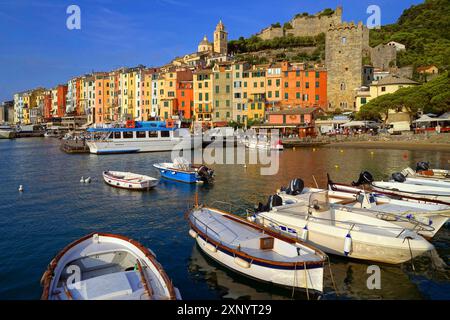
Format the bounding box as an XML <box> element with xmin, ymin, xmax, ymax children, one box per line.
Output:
<box><xmin>370</xmin><ymin>44</ymin><xmax>397</xmax><ymax>71</ymax></box>
<box><xmin>287</xmin><ymin>8</ymin><xmax>342</xmax><ymax>37</ymax></box>
<box><xmin>258</xmin><ymin>27</ymin><xmax>284</xmax><ymax>40</ymax></box>
<box><xmin>325</xmin><ymin>22</ymin><xmax>369</xmax><ymax>111</ymax></box>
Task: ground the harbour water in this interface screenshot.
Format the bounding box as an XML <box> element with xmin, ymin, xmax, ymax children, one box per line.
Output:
<box><xmin>0</xmin><ymin>138</ymin><xmax>449</xmax><ymax>300</ymax></box>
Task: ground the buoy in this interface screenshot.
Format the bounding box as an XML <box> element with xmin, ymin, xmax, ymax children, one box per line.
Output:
<box><xmin>84</xmin><ymin>177</ymin><xmax>91</xmax><ymax>183</ymax></box>
<box><xmin>335</xmin><ymin>165</ymin><xmax>339</xmax><ymax>169</ymax></box>
<box><xmin>344</xmin><ymin>233</ymin><xmax>352</xmax><ymax>256</ymax></box>
<box><xmin>293</xmin><ymin>147</ymin><xmax>296</xmax><ymax>150</ymax></box>
<box><xmin>243</xmin><ymin>164</ymin><xmax>247</xmax><ymax>168</ymax></box>
<box><xmin>370</xmin><ymin>151</ymin><xmax>374</xmax><ymax>155</ymax></box>
<box><xmin>300</xmin><ymin>225</ymin><xmax>308</xmax><ymax>241</ymax></box>
<box><xmin>234</xmin><ymin>257</ymin><xmax>251</xmax><ymax>269</ymax></box>
<box><xmin>313</xmin><ymin>148</ymin><xmax>316</xmax><ymax>152</ymax></box>
<box><xmin>18</xmin><ymin>185</ymin><xmax>24</xmax><ymax>192</ymax></box>
<box><xmin>247</xmin><ymin>215</ymin><xmax>256</xmax><ymax>223</ymax></box>
<box><xmin>189</xmin><ymin>229</ymin><xmax>198</xmax><ymax>239</ymax></box>
<box><xmin>340</xmin><ymin>149</ymin><xmax>344</xmax><ymax>153</ymax></box>
<box><xmin>80</xmin><ymin>177</ymin><xmax>84</xmax><ymax>183</ymax></box>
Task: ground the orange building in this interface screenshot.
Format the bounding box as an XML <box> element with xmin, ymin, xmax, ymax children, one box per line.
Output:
<box><xmin>93</xmin><ymin>72</ymin><xmax>110</xmax><ymax>124</ymax></box>
<box><xmin>56</xmin><ymin>85</ymin><xmax>68</xmax><ymax>118</ymax></box>
<box><xmin>177</xmin><ymin>81</ymin><xmax>193</xmax><ymax>119</ymax></box>
<box><xmin>43</xmin><ymin>91</ymin><xmax>52</xmax><ymax>120</ymax></box>
<box><xmin>280</xmin><ymin>62</ymin><xmax>327</xmax><ymax>110</ymax></box>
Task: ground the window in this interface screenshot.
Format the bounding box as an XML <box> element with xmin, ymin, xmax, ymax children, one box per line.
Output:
<box><xmin>296</xmin><ymin>81</ymin><xmax>300</xmax><ymax>88</ymax></box>
<box><xmin>305</xmin><ymin>82</ymin><xmax>309</xmax><ymax>88</ymax></box>
<box><xmin>215</xmin><ymin>86</ymin><xmax>220</xmax><ymax>94</ymax></box>
<box><xmin>114</xmin><ymin>132</ymin><xmax>121</xmax><ymax>139</ymax></box>
<box><xmin>284</xmin><ymin>82</ymin><xmax>289</xmax><ymax>88</ymax></box>
<box><xmin>244</xmin><ymin>82</ymin><xmax>247</xmax><ymax>88</ymax></box>
<box><xmin>123</xmin><ymin>131</ymin><xmax>134</xmax><ymax>139</ymax></box>
<box><xmin>226</xmin><ymin>73</ymin><xmax>230</xmax><ymax>79</ymax></box>
<box><xmin>275</xmin><ymin>91</ymin><xmax>279</xmax><ymax>98</ymax></box>
<box><xmin>226</xmin><ymin>85</ymin><xmax>230</xmax><ymax>93</ymax></box>
<box><xmin>296</xmin><ymin>92</ymin><xmax>301</xmax><ymax>99</ymax></box>
<box><xmin>199</xmin><ymin>93</ymin><xmax>203</xmax><ymax>101</ymax></box>
<box><xmin>316</xmin><ymin>94</ymin><xmax>320</xmax><ymax>101</ymax></box>
<box><xmin>342</xmin><ymin>37</ymin><xmax>347</xmax><ymax>44</ymax></box>
<box><xmin>296</xmin><ymin>70</ymin><xmax>300</xmax><ymax>77</ymax></box>
<box><xmin>361</xmin><ymin>97</ymin><xmax>367</xmax><ymax>104</ymax></box>
<box><xmin>161</xmin><ymin>131</ymin><xmax>170</xmax><ymax>138</ymax></box>
<box><xmin>315</xmin><ymin>81</ymin><xmax>320</xmax><ymax>88</ymax></box>
<box><xmin>136</xmin><ymin>131</ymin><xmax>146</xmax><ymax>138</ymax></box>
<box><xmin>164</xmin><ymin>112</ymin><xmax>168</xmax><ymax>119</ymax></box>
<box><xmin>149</xmin><ymin>131</ymin><xmax>158</xmax><ymax>138</ymax></box>
<box><xmin>284</xmin><ymin>71</ymin><xmax>288</xmax><ymax>77</ymax></box>
<box><xmin>316</xmin><ymin>71</ymin><xmax>320</xmax><ymax>78</ymax></box>
<box><xmin>253</xmin><ymin>82</ymin><xmax>257</xmax><ymax>88</ymax></box>
<box><xmin>226</xmin><ymin>100</ymin><xmax>230</xmax><ymax>107</ymax></box>
<box><xmin>215</xmin><ymin>73</ymin><xmax>219</xmax><ymax>79</ymax></box>
<box><xmin>181</xmin><ymin>91</ymin><xmax>185</xmax><ymax>97</ymax></box>
<box><xmin>251</xmin><ymin>103</ymin><xmax>255</xmax><ymax>110</ymax></box>
<box><xmin>268</xmin><ymin>79</ymin><xmax>272</xmax><ymax>86</ymax></box>
<box><xmin>284</xmin><ymin>93</ymin><xmax>289</xmax><ymax>100</ymax></box>
<box><xmin>340</xmin><ymin>83</ymin><xmax>346</xmax><ymax>91</ymax></box>
<box><xmin>257</xmin><ymin>103</ymin><xmax>262</xmax><ymax>110</ymax></box>
<box><xmin>216</xmin><ymin>112</ymin><xmax>220</xmax><ymax>118</ymax></box>
<box><xmin>276</xmin><ymin>79</ymin><xmax>280</xmax><ymax>87</ymax></box>
<box><xmin>205</xmin><ymin>93</ymin><xmax>209</xmax><ymax>100</ymax></box>
<box><xmin>268</xmin><ymin>91</ymin><xmax>272</xmax><ymax>98</ymax></box>
<box><xmin>216</xmin><ymin>100</ymin><xmax>219</xmax><ymax>107</ymax></box>
<box><xmin>381</xmin><ymin>87</ymin><xmax>386</xmax><ymax>92</ymax></box>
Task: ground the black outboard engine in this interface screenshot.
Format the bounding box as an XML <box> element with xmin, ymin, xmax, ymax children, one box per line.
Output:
<box><xmin>255</xmin><ymin>194</ymin><xmax>283</xmax><ymax>213</ymax></box>
<box><xmin>416</xmin><ymin>162</ymin><xmax>430</xmax><ymax>172</ymax></box>
<box><xmin>284</xmin><ymin>178</ymin><xmax>305</xmax><ymax>196</ymax></box>
<box><xmin>197</xmin><ymin>165</ymin><xmax>215</xmax><ymax>184</ymax></box>
<box><xmin>352</xmin><ymin>171</ymin><xmax>374</xmax><ymax>186</ymax></box>
<box><xmin>392</xmin><ymin>172</ymin><xmax>406</xmax><ymax>183</ymax></box>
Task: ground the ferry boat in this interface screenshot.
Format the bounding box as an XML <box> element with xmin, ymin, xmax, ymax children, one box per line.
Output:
<box><xmin>86</xmin><ymin>120</ymin><xmax>200</xmax><ymax>154</ymax></box>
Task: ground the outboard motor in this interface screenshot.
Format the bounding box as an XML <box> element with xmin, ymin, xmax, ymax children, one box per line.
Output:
<box><xmin>391</xmin><ymin>172</ymin><xmax>406</xmax><ymax>183</ymax></box>
<box><xmin>352</xmin><ymin>171</ymin><xmax>374</xmax><ymax>186</ymax></box>
<box><xmin>416</xmin><ymin>162</ymin><xmax>430</xmax><ymax>172</ymax></box>
<box><xmin>284</xmin><ymin>178</ymin><xmax>305</xmax><ymax>196</ymax></box>
<box><xmin>197</xmin><ymin>165</ymin><xmax>215</xmax><ymax>184</ymax></box>
<box><xmin>255</xmin><ymin>194</ymin><xmax>283</xmax><ymax>213</ymax></box>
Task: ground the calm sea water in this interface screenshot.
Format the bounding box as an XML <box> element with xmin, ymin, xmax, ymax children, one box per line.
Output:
<box><xmin>0</xmin><ymin>138</ymin><xmax>449</xmax><ymax>300</ymax></box>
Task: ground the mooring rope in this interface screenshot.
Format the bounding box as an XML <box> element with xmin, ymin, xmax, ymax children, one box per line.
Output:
<box><xmin>327</xmin><ymin>255</ymin><xmax>339</xmax><ymax>296</ymax></box>
<box><xmin>403</xmin><ymin>236</ymin><xmax>416</xmax><ymax>272</ymax></box>
<box><xmin>304</xmin><ymin>261</ymin><xmax>310</xmax><ymax>301</ymax></box>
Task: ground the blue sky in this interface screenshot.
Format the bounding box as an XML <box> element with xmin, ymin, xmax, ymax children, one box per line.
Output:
<box><xmin>0</xmin><ymin>0</ymin><xmax>423</xmax><ymax>102</ymax></box>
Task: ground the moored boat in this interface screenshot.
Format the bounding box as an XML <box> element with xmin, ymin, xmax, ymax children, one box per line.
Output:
<box><xmin>0</xmin><ymin>125</ymin><xmax>16</xmax><ymax>139</ymax></box>
<box><xmin>154</xmin><ymin>157</ymin><xmax>214</xmax><ymax>184</ymax></box>
<box><xmin>86</xmin><ymin>120</ymin><xmax>201</xmax><ymax>154</ymax></box>
<box><xmin>274</xmin><ymin>179</ymin><xmax>449</xmax><ymax>239</ymax></box>
<box><xmin>188</xmin><ymin>206</ymin><xmax>326</xmax><ymax>293</ymax></box>
<box><xmin>41</xmin><ymin>233</ymin><xmax>181</xmax><ymax>300</ymax></box>
<box><xmin>103</xmin><ymin>171</ymin><xmax>158</xmax><ymax>190</ymax></box>
<box><xmin>403</xmin><ymin>162</ymin><xmax>450</xmax><ymax>181</ymax></box>
<box><xmin>252</xmin><ymin>189</ymin><xmax>434</xmax><ymax>264</ymax></box>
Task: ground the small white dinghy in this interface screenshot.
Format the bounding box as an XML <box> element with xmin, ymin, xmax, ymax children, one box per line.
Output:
<box><xmin>41</xmin><ymin>233</ymin><xmax>181</xmax><ymax>300</ymax></box>
<box><xmin>103</xmin><ymin>171</ymin><xmax>158</xmax><ymax>190</ymax></box>
<box><xmin>188</xmin><ymin>206</ymin><xmax>326</xmax><ymax>293</ymax></box>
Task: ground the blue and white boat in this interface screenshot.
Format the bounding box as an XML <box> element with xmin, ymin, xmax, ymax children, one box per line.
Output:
<box><xmin>86</xmin><ymin>120</ymin><xmax>200</xmax><ymax>154</ymax></box>
<box><xmin>153</xmin><ymin>157</ymin><xmax>214</xmax><ymax>184</ymax></box>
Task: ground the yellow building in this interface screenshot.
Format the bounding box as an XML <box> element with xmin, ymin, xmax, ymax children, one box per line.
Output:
<box><xmin>158</xmin><ymin>69</ymin><xmax>177</xmax><ymax>120</ymax></box>
<box><xmin>242</xmin><ymin>65</ymin><xmax>267</xmax><ymax>121</ymax></box>
<box><xmin>355</xmin><ymin>75</ymin><xmax>419</xmax><ymax>111</ymax></box>
<box><xmin>265</xmin><ymin>63</ymin><xmax>282</xmax><ymax>109</ymax></box>
<box><xmin>193</xmin><ymin>69</ymin><xmax>213</xmax><ymax>122</ymax></box>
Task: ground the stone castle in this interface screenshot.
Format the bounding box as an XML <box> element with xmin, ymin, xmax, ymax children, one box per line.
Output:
<box><xmin>325</xmin><ymin>21</ymin><xmax>370</xmax><ymax>111</ymax></box>
<box><xmin>256</xmin><ymin>6</ymin><xmax>343</xmax><ymax>40</ymax></box>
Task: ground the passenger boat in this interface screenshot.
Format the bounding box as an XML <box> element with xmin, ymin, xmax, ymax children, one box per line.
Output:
<box><xmin>188</xmin><ymin>206</ymin><xmax>326</xmax><ymax>293</ymax></box>
<box><xmin>0</xmin><ymin>125</ymin><xmax>16</xmax><ymax>139</ymax></box>
<box><xmin>272</xmin><ymin>179</ymin><xmax>449</xmax><ymax>239</ymax></box>
<box><xmin>153</xmin><ymin>157</ymin><xmax>214</xmax><ymax>184</ymax></box>
<box><xmin>103</xmin><ymin>171</ymin><xmax>159</xmax><ymax>190</ymax></box>
<box><xmin>86</xmin><ymin>120</ymin><xmax>200</xmax><ymax>154</ymax></box>
<box><xmin>252</xmin><ymin>188</ymin><xmax>434</xmax><ymax>264</ymax></box>
<box><xmin>41</xmin><ymin>233</ymin><xmax>181</xmax><ymax>300</ymax></box>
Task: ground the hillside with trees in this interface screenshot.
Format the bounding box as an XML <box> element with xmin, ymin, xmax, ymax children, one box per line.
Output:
<box><xmin>370</xmin><ymin>0</ymin><xmax>450</xmax><ymax>72</ymax></box>
<box><xmin>357</xmin><ymin>72</ymin><xmax>450</xmax><ymax>121</ymax></box>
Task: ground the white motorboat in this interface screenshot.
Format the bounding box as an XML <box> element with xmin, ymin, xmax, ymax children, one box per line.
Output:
<box><xmin>41</xmin><ymin>233</ymin><xmax>181</xmax><ymax>300</ymax></box>
<box><xmin>188</xmin><ymin>206</ymin><xmax>326</xmax><ymax>293</ymax></box>
<box><xmin>103</xmin><ymin>171</ymin><xmax>159</xmax><ymax>190</ymax></box>
<box><xmin>401</xmin><ymin>167</ymin><xmax>450</xmax><ymax>184</ymax></box>
<box><xmin>273</xmin><ymin>179</ymin><xmax>449</xmax><ymax>239</ymax></box>
<box><xmin>0</xmin><ymin>125</ymin><xmax>15</xmax><ymax>139</ymax></box>
<box><xmin>252</xmin><ymin>189</ymin><xmax>434</xmax><ymax>264</ymax></box>
<box><xmin>403</xmin><ymin>162</ymin><xmax>450</xmax><ymax>181</ymax></box>
<box><xmin>349</xmin><ymin>171</ymin><xmax>450</xmax><ymax>205</ymax></box>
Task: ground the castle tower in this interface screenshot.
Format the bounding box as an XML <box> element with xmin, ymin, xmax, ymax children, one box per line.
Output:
<box><xmin>325</xmin><ymin>21</ymin><xmax>370</xmax><ymax>111</ymax></box>
<box><xmin>214</xmin><ymin>20</ymin><xmax>228</xmax><ymax>55</ymax></box>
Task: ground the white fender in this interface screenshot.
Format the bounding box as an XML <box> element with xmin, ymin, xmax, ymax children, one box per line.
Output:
<box><xmin>344</xmin><ymin>233</ymin><xmax>352</xmax><ymax>256</ymax></box>
<box><xmin>205</xmin><ymin>242</ymin><xmax>217</xmax><ymax>253</ymax></box>
<box><xmin>234</xmin><ymin>257</ymin><xmax>251</xmax><ymax>269</ymax></box>
<box><xmin>300</xmin><ymin>225</ymin><xmax>308</xmax><ymax>241</ymax></box>
<box><xmin>189</xmin><ymin>229</ymin><xmax>198</xmax><ymax>239</ymax></box>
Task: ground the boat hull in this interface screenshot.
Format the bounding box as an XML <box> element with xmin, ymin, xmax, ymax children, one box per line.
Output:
<box><xmin>193</xmin><ymin>229</ymin><xmax>324</xmax><ymax>292</ymax></box>
<box><xmin>103</xmin><ymin>172</ymin><xmax>158</xmax><ymax>190</ymax></box>
<box><xmin>154</xmin><ymin>164</ymin><xmax>199</xmax><ymax>184</ymax></box>
<box><xmin>256</xmin><ymin>212</ymin><xmax>434</xmax><ymax>264</ymax></box>
<box><xmin>371</xmin><ymin>182</ymin><xmax>450</xmax><ymax>205</ymax></box>
<box><xmin>0</xmin><ymin>130</ymin><xmax>15</xmax><ymax>139</ymax></box>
